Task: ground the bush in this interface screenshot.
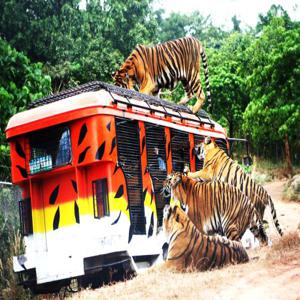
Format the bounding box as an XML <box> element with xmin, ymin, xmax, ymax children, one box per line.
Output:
<box><xmin>251</xmin><ymin>171</ymin><xmax>273</xmax><ymax>185</ymax></box>
<box><xmin>283</xmin><ymin>174</ymin><xmax>300</xmax><ymax>202</ymax></box>
<box><xmin>0</xmin><ymin>184</ymin><xmax>31</xmax><ymax>299</ymax></box>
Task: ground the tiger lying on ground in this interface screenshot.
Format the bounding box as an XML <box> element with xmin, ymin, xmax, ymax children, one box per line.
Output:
<box><xmin>186</xmin><ymin>137</ymin><xmax>283</xmax><ymax>236</ymax></box>
<box><xmin>163</xmin><ymin>205</ymin><xmax>249</xmax><ymax>271</ymax></box>
<box><xmin>162</xmin><ymin>172</ymin><xmax>268</xmax><ymax>244</ymax></box>
<box><xmin>112</xmin><ymin>36</ymin><xmax>211</xmax><ymax>113</ymax></box>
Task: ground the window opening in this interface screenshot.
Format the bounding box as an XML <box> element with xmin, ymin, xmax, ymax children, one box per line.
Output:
<box><xmin>93</xmin><ymin>179</ymin><xmax>109</xmax><ymax>218</ymax></box>
<box><xmin>170</xmin><ymin>129</ymin><xmax>190</xmax><ymax>172</ymax></box>
<box><xmin>28</xmin><ymin>125</ymin><xmax>71</xmax><ymax>174</ymax></box>
<box><xmin>194</xmin><ymin>135</ymin><xmax>204</xmax><ymax>171</ymax></box>
<box><xmin>19</xmin><ymin>198</ymin><xmax>33</xmax><ymax>235</ymax></box>
<box><xmin>116</xmin><ymin>118</ymin><xmax>145</xmax><ymax>235</ymax></box>
<box><xmin>145</xmin><ymin>123</ymin><xmax>167</xmax><ymax>226</ymax></box>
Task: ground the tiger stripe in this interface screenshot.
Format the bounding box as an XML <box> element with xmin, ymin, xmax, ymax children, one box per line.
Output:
<box><xmin>113</xmin><ymin>36</ymin><xmax>211</xmax><ymax>113</ymax></box>
<box><xmin>163</xmin><ymin>173</ymin><xmax>268</xmax><ymax>244</ymax></box>
<box><xmin>189</xmin><ymin>140</ymin><xmax>283</xmax><ymax>236</ymax></box>
<box><xmin>163</xmin><ymin>205</ymin><xmax>249</xmax><ymax>271</ymax></box>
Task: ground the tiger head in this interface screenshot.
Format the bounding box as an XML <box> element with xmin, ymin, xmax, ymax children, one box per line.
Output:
<box><xmin>194</xmin><ymin>136</ymin><xmax>216</xmax><ymax>160</ymax></box>
<box><xmin>161</xmin><ymin>172</ymin><xmax>182</xmax><ymax>198</ymax></box>
<box><xmin>162</xmin><ymin>173</ymin><xmax>189</xmax><ymax>212</ymax></box>
<box><xmin>112</xmin><ymin>60</ymin><xmax>137</xmax><ymax>89</ymax></box>
<box><xmin>163</xmin><ymin>204</ymin><xmax>188</xmax><ymax>238</ymax></box>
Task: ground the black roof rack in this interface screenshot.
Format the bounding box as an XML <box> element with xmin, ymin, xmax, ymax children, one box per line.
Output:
<box><xmin>28</xmin><ymin>81</ymin><xmax>214</xmax><ymax>127</ymax></box>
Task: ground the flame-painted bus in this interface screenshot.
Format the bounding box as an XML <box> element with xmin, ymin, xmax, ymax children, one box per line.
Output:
<box><xmin>6</xmin><ymin>82</ymin><xmax>228</xmax><ymax>293</ymax></box>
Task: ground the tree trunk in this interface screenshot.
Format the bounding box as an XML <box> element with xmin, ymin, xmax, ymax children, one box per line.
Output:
<box><xmin>284</xmin><ymin>134</ymin><xmax>293</xmax><ymax>176</ymax></box>
<box><xmin>228</xmin><ymin>118</ymin><xmax>233</xmax><ymax>139</ymax></box>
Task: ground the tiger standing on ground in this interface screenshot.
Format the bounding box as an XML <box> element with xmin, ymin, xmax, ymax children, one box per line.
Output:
<box><xmin>113</xmin><ymin>36</ymin><xmax>211</xmax><ymax>113</ymax></box>
<box><xmin>163</xmin><ymin>205</ymin><xmax>249</xmax><ymax>271</ymax></box>
<box><xmin>162</xmin><ymin>172</ymin><xmax>268</xmax><ymax>244</ymax></box>
<box><xmin>186</xmin><ymin>137</ymin><xmax>284</xmax><ymax>237</ymax></box>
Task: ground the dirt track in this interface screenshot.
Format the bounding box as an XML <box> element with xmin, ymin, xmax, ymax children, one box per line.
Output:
<box><xmin>68</xmin><ymin>179</ymin><xmax>300</xmax><ymax>300</ymax></box>
<box><xmin>264</xmin><ymin>180</ymin><xmax>300</xmax><ymax>234</ymax></box>
<box><xmin>204</xmin><ymin>179</ymin><xmax>300</xmax><ymax>300</ymax></box>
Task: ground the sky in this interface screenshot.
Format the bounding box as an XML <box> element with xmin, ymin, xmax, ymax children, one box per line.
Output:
<box><xmin>153</xmin><ymin>0</ymin><xmax>300</xmax><ymax>30</ymax></box>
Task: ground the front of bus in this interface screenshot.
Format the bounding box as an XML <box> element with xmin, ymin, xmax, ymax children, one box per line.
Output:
<box><xmin>5</xmin><ymin>91</ymin><xmax>136</xmax><ymax>292</ymax></box>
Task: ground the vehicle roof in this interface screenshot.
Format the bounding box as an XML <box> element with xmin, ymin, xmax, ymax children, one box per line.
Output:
<box><xmin>6</xmin><ymin>81</ymin><xmax>226</xmax><ymax>139</ymax></box>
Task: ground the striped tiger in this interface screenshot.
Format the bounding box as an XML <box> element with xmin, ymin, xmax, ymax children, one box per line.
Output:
<box><xmin>187</xmin><ymin>137</ymin><xmax>283</xmax><ymax>236</ymax></box>
<box><xmin>163</xmin><ymin>205</ymin><xmax>249</xmax><ymax>271</ymax></box>
<box><xmin>162</xmin><ymin>172</ymin><xmax>268</xmax><ymax>244</ymax></box>
<box><xmin>112</xmin><ymin>36</ymin><xmax>211</xmax><ymax>113</ymax></box>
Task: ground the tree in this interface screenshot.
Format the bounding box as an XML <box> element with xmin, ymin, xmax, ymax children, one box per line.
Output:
<box><xmin>256</xmin><ymin>4</ymin><xmax>292</xmax><ymax>33</ymax></box>
<box><xmin>0</xmin><ymin>0</ymin><xmax>82</xmax><ymax>62</ymax></box>
<box><xmin>157</xmin><ymin>11</ymin><xmax>228</xmax><ymax>48</ymax></box>
<box><xmin>157</xmin><ymin>12</ymin><xmax>193</xmax><ymax>42</ymax></box>
<box><xmin>231</xmin><ymin>15</ymin><xmax>241</xmax><ymax>32</ymax></box>
<box><xmin>243</xmin><ymin>17</ymin><xmax>300</xmax><ymax>174</ymax></box>
<box><xmin>93</xmin><ymin>0</ymin><xmax>159</xmax><ymax>55</ymax></box>
<box><xmin>207</xmin><ymin>32</ymin><xmax>254</xmax><ymax>137</ymax></box>
<box><xmin>0</xmin><ymin>0</ymin><xmax>159</xmax><ymax>91</ymax></box>
<box><xmin>0</xmin><ymin>38</ymin><xmax>51</xmax><ymax>180</ymax></box>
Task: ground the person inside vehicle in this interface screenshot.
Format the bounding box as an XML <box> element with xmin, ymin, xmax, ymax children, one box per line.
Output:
<box><xmin>154</xmin><ymin>147</ymin><xmax>166</xmax><ymax>171</ymax></box>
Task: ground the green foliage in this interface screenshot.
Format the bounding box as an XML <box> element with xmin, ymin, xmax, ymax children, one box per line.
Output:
<box><xmin>207</xmin><ymin>32</ymin><xmax>253</xmax><ymax>137</ymax></box>
<box><xmin>157</xmin><ymin>12</ymin><xmax>195</xmax><ymax>42</ymax></box>
<box><xmin>0</xmin><ymin>0</ymin><xmax>159</xmax><ymax>91</ymax></box>
<box><xmin>0</xmin><ymin>38</ymin><xmax>51</xmax><ymax>137</ymax></box>
<box><xmin>256</xmin><ymin>4</ymin><xmax>292</xmax><ymax>33</ymax></box>
<box><xmin>94</xmin><ymin>0</ymin><xmax>159</xmax><ymax>54</ymax></box>
<box><xmin>0</xmin><ymin>2</ymin><xmax>299</xmax><ymax>165</ymax></box>
<box><xmin>243</xmin><ymin>17</ymin><xmax>300</xmax><ymax>146</ymax></box>
<box><xmin>157</xmin><ymin>11</ymin><xmax>228</xmax><ymax>48</ymax></box>
<box><xmin>231</xmin><ymin>15</ymin><xmax>242</xmax><ymax>32</ymax></box>
<box><xmin>0</xmin><ymin>38</ymin><xmax>51</xmax><ymax>180</ymax></box>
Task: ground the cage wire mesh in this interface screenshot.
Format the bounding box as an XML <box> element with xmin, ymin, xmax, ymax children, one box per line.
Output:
<box><xmin>28</xmin><ymin>126</ymin><xmax>71</xmax><ymax>174</ymax></box>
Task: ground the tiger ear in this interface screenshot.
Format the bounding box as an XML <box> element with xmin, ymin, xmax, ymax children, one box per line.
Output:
<box><xmin>112</xmin><ymin>71</ymin><xmax>116</xmax><ymax>79</ymax></box>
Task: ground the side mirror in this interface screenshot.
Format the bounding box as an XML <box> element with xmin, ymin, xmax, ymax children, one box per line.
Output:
<box><xmin>242</xmin><ymin>155</ymin><xmax>252</xmax><ymax>167</ymax></box>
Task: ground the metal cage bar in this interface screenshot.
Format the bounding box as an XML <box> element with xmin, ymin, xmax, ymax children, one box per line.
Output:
<box><xmin>115</xmin><ymin>118</ymin><xmax>146</xmax><ymax>235</ymax></box>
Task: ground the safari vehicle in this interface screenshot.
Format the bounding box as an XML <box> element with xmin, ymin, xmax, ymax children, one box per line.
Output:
<box><xmin>6</xmin><ymin>81</ymin><xmax>229</xmax><ymax>293</ymax></box>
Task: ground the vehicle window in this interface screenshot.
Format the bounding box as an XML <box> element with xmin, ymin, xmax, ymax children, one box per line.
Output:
<box><xmin>29</xmin><ymin>126</ymin><xmax>71</xmax><ymax>174</ymax></box>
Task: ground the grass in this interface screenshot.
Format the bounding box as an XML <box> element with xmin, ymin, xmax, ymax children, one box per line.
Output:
<box><xmin>270</xmin><ymin>231</ymin><xmax>300</xmax><ymax>254</ymax></box>
<box><xmin>245</xmin><ymin>157</ymin><xmax>300</xmax><ymax>186</ymax></box>
<box><xmin>71</xmin><ymin>264</ymin><xmax>250</xmax><ymax>300</ymax></box>
<box><xmin>282</xmin><ymin>175</ymin><xmax>300</xmax><ymax>202</ymax></box>
<box><xmin>70</xmin><ymin>238</ymin><xmax>300</xmax><ymax>300</ymax></box>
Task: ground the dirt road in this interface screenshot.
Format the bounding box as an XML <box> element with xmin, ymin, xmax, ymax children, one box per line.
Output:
<box><xmin>66</xmin><ymin>180</ymin><xmax>300</xmax><ymax>300</ymax></box>
<box><xmin>209</xmin><ymin>179</ymin><xmax>300</xmax><ymax>300</ymax></box>
<box><xmin>264</xmin><ymin>180</ymin><xmax>300</xmax><ymax>235</ymax></box>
